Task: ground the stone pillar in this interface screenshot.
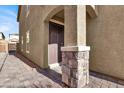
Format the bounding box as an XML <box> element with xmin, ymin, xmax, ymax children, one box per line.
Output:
<box><xmin>61</xmin><ymin>46</ymin><xmax>90</xmax><ymax>88</ymax></box>
<box><xmin>61</xmin><ymin>5</ymin><xmax>90</xmax><ymax>88</ymax></box>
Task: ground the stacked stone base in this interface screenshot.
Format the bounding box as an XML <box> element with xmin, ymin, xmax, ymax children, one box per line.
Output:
<box><xmin>61</xmin><ymin>47</ymin><xmax>90</xmax><ymax>88</ymax></box>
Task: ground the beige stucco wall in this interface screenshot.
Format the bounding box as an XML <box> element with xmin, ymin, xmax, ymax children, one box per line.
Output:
<box><xmin>87</xmin><ymin>5</ymin><xmax>124</xmax><ymax>79</ymax></box>
<box><xmin>18</xmin><ymin>5</ymin><xmax>124</xmax><ymax>80</ymax></box>
<box><xmin>18</xmin><ymin>5</ymin><xmax>62</xmax><ymax>68</ymax></box>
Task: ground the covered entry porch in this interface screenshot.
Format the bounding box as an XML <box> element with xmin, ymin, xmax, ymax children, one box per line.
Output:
<box><xmin>43</xmin><ymin>5</ymin><xmax>96</xmax><ymax>87</ymax></box>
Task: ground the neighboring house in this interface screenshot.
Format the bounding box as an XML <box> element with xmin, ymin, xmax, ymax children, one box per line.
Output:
<box><xmin>0</xmin><ymin>32</ymin><xmax>8</xmax><ymax>53</ymax></box>
<box><xmin>8</xmin><ymin>33</ymin><xmax>19</xmax><ymax>52</ymax></box>
<box><xmin>17</xmin><ymin>5</ymin><xmax>124</xmax><ymax>87</ymax></box>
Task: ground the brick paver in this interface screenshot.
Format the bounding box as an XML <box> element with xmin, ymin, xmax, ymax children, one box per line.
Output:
<box><xmin>0</xmin><ymin>52</ymin><xmax>62</xmax><ymax>88</ymax></box>
<box><xmin>84</xmin><ymin>72</ymin><xmax>124</xmax><ymax>88</ymax></box>
<box><xmin>0</xmin><ymin>52</ymin><xmax>124</xmax><ymax>88</ymax></box>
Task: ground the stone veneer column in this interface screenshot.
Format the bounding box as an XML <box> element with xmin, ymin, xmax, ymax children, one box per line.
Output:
<box><xmin>61</xmin><ymin>46</ymin><xmax>90</xmax><ymax>88</ymax></box>
<box><xmin>62</xmin><ymin>5</ymin><xmax>90</xmax><ymax>87</ymax></box>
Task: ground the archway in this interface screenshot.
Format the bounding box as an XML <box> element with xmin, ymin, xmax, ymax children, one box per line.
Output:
<box><xmin>48</xmin><ymin>10</ymin><xmax>64</xmax><ymax>65</ymax></box>
<box><xmin>42</xmin><ymin>5</ymin><xmax>98</xmax><ymax>87</ymax></box>
<box><xmin>43</xmin><ymin>6</ymin><xmax>64</xmax><ymax>68</ymax></box>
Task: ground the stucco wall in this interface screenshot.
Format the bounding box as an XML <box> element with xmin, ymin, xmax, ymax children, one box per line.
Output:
<box><xmin>18</xmin><ymin>5</ymin><xmax>124</xmax><ymax>80</ymax></box>
<box><xmin>18</xmin><ymin>5</ymin><xmax>62</xmax><ymax>68</ymax></box>
<box><xmin>87</xmin><ymin>5</ymin><xmax>124</xmax><ymax>79</ymax></box>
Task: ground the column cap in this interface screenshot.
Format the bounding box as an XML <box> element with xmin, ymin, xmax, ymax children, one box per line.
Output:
<box><xmin>61</xmin><ymin>46</ymin><xmax>90</xmax><ymax>51</ymax></box>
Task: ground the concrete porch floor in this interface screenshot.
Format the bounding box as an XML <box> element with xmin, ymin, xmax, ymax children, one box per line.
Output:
<box><xmin>0</xmin><ymin>52</ymin><xmax>124</xmax><ymax>88</ymax></box>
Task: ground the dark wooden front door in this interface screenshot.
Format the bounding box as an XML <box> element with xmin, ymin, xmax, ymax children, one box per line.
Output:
<box><xmin>48</xmin><ymin>22</ymin><xmax>64</xmax><ymax>64</ymax></box>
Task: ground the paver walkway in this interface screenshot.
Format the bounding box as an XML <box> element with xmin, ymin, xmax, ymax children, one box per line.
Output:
<box><xmin>0</xmin><ymin>52</ymin><xmax>124</xmax><ymax>88</ymax></box>
<box><xmin>0</xmin><ymin>52</ymin><xmax>62</xmax><ymax>88</ymax></box>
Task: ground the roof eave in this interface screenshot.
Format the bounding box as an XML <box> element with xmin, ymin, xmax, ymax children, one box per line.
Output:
<box><xmin>17</xmin><ymin>5</ymin><xmax>21</xmax><ymax>22</ymax></box>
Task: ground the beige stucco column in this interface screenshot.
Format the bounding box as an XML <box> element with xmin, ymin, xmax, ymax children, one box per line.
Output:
<box><xmin>61</xmin><ymin>5</ymin><xmax>90</xmax><ymax>88</ymax></box>
<box><xmin>42</xmin><ymin>22</ymin><xmax>49</xmax><ymax>68</ymax></box>
<box><xmin>64</xmin><ymin>5</ymin><xmax>86</xmax><ymax>46</ymax></box>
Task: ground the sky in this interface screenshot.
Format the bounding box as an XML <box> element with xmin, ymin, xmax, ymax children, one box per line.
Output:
<box><xmin>0</xmin><ymin>5</ymin><xmax>18</xmax><ymax>40</ymax></box>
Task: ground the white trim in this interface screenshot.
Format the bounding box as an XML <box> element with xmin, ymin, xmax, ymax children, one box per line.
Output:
<box><xmin>49</xmin><ymin>63</ymin><xmax>60</xmax><ymax>68</ymax></box>
<box><xmin>26</xmin><ymin>50</ymin><xmax>30</xmax><ymax>54</ymax></box>
<box><xmin>26</xmin><ymin>5</ymin><xmax>30</xmax><ymax>18</ymax></box>
<box><xmin>50</xmin><ymin>19</ymin><xmax>64</xmax><ymax>26</ymax></box>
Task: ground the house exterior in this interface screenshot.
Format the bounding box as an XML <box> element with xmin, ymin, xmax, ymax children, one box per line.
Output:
<box><xmin>8</xmin><ymin>33</ymin><xmax>19</xmax><ymax>52</ymax></box>
<box><xmin>0</xmin><ymin>32</ymin><xmax>8</xmax><ymax>53</ymax></box>
<box><xmin>17</xmin><ymin>5</ymin><xmax>124</xmax><ymax>87</ymax></box>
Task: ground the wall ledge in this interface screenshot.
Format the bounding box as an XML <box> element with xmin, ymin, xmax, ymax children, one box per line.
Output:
<box><xmin>86</xmin><ymin>5</ymin><xmax>98</xmax><ymax>18</ymax></box>
<box><xmin>61</xmin><ymin>45</ymin><xmax>90</xmax><ymax>51</ymax></box>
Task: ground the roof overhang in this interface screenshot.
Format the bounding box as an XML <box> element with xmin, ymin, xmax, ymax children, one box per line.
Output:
<box><xmin>17</xmin><ymin>5</ymin><xmax>22</xmax><ymax>22</ymax></box>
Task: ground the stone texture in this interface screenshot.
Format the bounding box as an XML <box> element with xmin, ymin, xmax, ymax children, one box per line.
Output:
<box><xmin>68</xmin><ymin>59</ymin><xmax>77</xmax><ymax>68</ymax></box>
<box><xmin>62</xmin><ymin>72</ymin><xmax>71</xmax><ymax>86</ymax></box>
<box><xmin>62</xmin><ymin>65</ymin><xmax>71</xmax><ymax>76</ymax></box>
<box><xmin>61</xmin><ymin>50</ymin><xmax>90</xmax><ymax>88</ymax></box>
<box><xmin>70</xmin><ymin>78</ymin><xmax>77</xmax><ymax>88</ymax></box>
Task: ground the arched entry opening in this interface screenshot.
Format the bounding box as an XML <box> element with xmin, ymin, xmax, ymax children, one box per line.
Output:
<box><xmin>42</xmin><ymin>5</ymin><xmax>97</xmax><ymax>87</ymax></box>
<box><xmin>48</xmin><ymin>10</ymin><xmax>64</xmax><ymax>65</ymax></box>
<box><xmin>45</xmin><ymin>9</ymin><xmax>64</xmax><ymax>66</ymax></box>
<box><xmin>41</xmin><ymin>6</ymin><xmax>64</xmax><ymax>86</ymax></box>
